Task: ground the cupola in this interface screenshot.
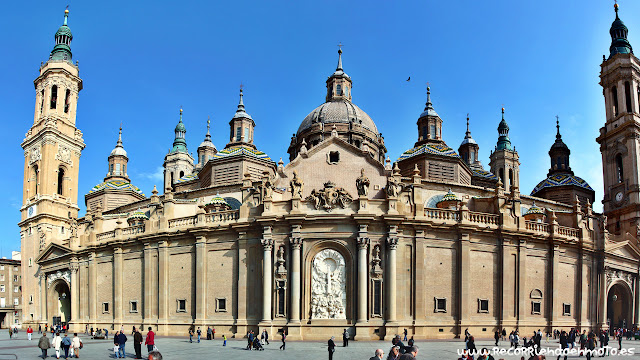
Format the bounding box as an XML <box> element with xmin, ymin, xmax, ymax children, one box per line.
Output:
<box><xmin>50</xmin><ymin>9</ymin><xmax>73</xmax><ymax>62</ymax></box>
<box><xmin>609</xmin><ymin>2</ymin><xmax>633</xmax><ymax>58</ymax></box>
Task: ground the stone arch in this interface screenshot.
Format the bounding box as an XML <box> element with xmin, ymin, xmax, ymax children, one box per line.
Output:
<box><xmin>48</xmin><ymin>278</ymin><xmax>71</xmax><ymax>326</ymax></box>
<box><xmin>607</xmin><ymin>280</ymin><xmax>633</xmax><ymax>330</ymax></box>
<box><xmin>303</xmin><ymin>240</ymin><xmax>355</xmax><ymax>321</ymax></box>
<box><xmin>530</xmin><ymin>288</ymin><xmax>543</xmax><ymax>299</ymax></box>
<box><xmin>425</xmin><ymin>194</ymin><xmax>444</xmax><ymax>209</ymax></box>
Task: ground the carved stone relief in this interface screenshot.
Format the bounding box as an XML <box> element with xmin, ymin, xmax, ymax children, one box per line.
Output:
<box><xmin>606</xmin><ymin>268</ymin><xmax>634</xmax><ymax>289</ymax></box>
<box><xmin>55</xmin><ymin>144</ymin><xmax>72</xmax><ymax>165</ymax></box>
<box><xmin>311</xmin><ymin>249</ymin><xmax>346</xmax><ymax>319</ymax></box>
<box><xmin>47</xmin><ymin>270</ymin><xmax>70</xmax><ymax>288</ymax></box>
<box><xmin>306</xmin><ymin>181</ymin><xmax>352</xmax><ymax>212</ymax></box>
<box><xmin>29</xmin><ymin>147</ymin><xmax>41</xmax><ymax>165</ymax></box>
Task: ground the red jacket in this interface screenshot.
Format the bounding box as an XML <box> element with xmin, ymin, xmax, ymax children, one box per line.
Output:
<box><xmin>27</xmin><ymin>328</ymin><xmax>33</xmax><ymax>334</ymax></box>
<box><xmin>145</xmin><ymin>331</ymin><xmax>155</xmax><ymax>345</ymax></box>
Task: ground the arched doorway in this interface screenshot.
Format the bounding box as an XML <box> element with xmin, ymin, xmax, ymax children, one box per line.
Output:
<box><xmin>49</xmin><ymin>280</ymin><xmax>71</xmax><ymax>326</ymax></box>
<box><xmin>607</xmin><ymin>282</ymin><xmax>632</xmax><ymax>329</ymax></box>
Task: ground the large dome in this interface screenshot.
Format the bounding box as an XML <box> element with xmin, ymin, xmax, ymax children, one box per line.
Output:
<box><xmin>298</xmin><ymin>100</ymin><xmax>378</xmax><ymax>135</ymax></box>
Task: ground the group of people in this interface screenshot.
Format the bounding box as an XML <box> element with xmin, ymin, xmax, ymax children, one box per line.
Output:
<box><xmin>366</xmin><ymin>334</ymin><xmax>418</xmax><ymax>360</ymax></box>
<box><xmin>37</xmin><ymin>332</ymin><xmax>81</xmax><ymax>359</ymax></box>
<box><xmin>112</xmin><ymin>326</ymin><xmax>157</xmax><ymax>359</ymax></box>
<box><xmin>245</xmin><ymin>329</ymin><xmax>270</xmax><ymax>350</ymax></box>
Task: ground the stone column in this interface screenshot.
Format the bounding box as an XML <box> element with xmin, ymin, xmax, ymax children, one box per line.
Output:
<box><xmin>70</xmin><ymin>259</ymin><xmax>79</xmax><ymax>329</ymax></box>
<box><xmin>261</xmin><ymin>227</ymin><xmax>274</xmax><ymax>323</ymax></box>
<box><xmin>195</xmin><ymin>236</ymin><xmax>207</xmax><ymax>325</ymax></box>
<box><xmin>143</xmin><ymin>243</ymin><xmax>153</xmax><ymax>323</ymax></box>
<box><xmin>459</xmin><ymin>233</ymin><xmax>470</xmax><ymax>333</ymax></box>
<box><xmin>113</xmin><ymin>247</ymin><xmax>123</xmax><ymax>326</ymax></box>
<box><xmin>386</xmin><ymin>227</ymin><xmax>399</xmax><ymax>323</ymax></box>
<box><xmin>357</xmin><ymin>233</ymin><xmax>369</xmax><ymax>323</ymax></box>
<box><xmin>290</xmin><ymin>234</ymin><xmax>302</xmax><ymax>323</ymax></box>
<box><xmin>40</xmin><ymin>274</ymin><xmax>47</xmax><ymax>323</ymax></box>
<box><xmin>158</xmin><ymin>241</ymin><xmax>169</xmax><ymax>330</ymax></box>
<box><xmin>598</xmin><ymin>267</ymin><xmax>607</xmax><ymax>330</ymax></box>
<box><xmin>550</xmin><ymin>244</ymin><xmax>560</xmax><ymax>327</ymax></box>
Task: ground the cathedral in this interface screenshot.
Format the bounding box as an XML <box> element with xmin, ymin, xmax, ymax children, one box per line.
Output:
<box><xmin>18</xmin><ymin>5</ymin><xmax>640</xmax><ymax>339</ymax></box>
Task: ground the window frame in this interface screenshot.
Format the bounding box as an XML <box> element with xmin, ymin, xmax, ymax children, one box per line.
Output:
<box><xmin>434</xmin><ymin>297</ymin><xmax>447</xmax><ymax>313</ymax></box>
<box><xmin>215</xmin><ymin>297</ymin><xmax>227</xmax><ymax>312</ymax></box>
<box><xmin>562</xmin><ymin>303</ymin><xmax>571</xmax><ymax>316</ymax></box>
<box><xmin>177</xmin><ymin>299</ymin><xmax>187</xmax><ymax>313</ymax></box>
<box><xmin>129</xmin><ymin>300</ymin><xmax>139</xmax><ymax>313</ymax></box>
<box><xmin>531</xmin><ymin>301</ymin><xmax>541</xmax><ymax>315</ymax></box>
<box><xmin>477</xmin><ymin>298</ymin><xmax>489</xmax><ymax>313</ymax></box>
<box><xmin>102</xmin><ymin>302</ymin><xmax>110</xmax><ymax>314</ymax></box>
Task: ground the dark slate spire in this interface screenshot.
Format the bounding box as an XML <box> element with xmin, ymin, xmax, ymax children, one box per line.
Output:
<box><xmin>548</xmin><ymin>116</ymin><xmax>572</xmax><ymax>176</ymax></box>
<box><xmin>171</xmin><ymin>108</ymin><xmax>188</xmax><ymax>153</ymax></box>
<box><xmin>609</xmin><ymin>2</ymin><xmax>633</xmax><ymax>58</ymax></box>
<box><xmin>496</xmin><ymin>108</ymin><xmax>512</xmax><ymax>151</ymax></box>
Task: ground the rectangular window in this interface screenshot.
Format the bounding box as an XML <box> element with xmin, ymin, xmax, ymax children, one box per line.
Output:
<box><xmin>422</xmin><ymin>126</ymin><xmax>427</xmax><ymax>140</ymax></box>
<box><xmin>1</xmin><ymin>266</ymin><xmax>5</xmax><ymax>271</ymax></box>
<box><xmin>0</xmin><ymin>275</ymin><xmax>4</xmax><ymax>281</ymax></box>
<box><xmin>177</xmin><ymin>299</ymin><xmax>186</xmax><ymax>313</ymax></box>
<box><xmin>130</xmin><ymin>301</ymin><xmax>138</xmax><ymax>313</ymax></box>
<box><xmin>13</xmin><ymin>286</ymin><xmax>18</xmax><ymax>293</ymax></box>
<box><xmin>13</xmin><ymin>267</ymin><xmax>17</xmax><ymax>272</ymax></box>
<box><xmin>430</xmin><ymin>124</ymin><xmax>436</xmax><ymax>139</ymax></box>
<box><xmin>478</xmin><ymin>299</ymin><xmax>489</xmax><ymax>313</ymax></box>
<box><xmin>215</xmin><ymin>298</ymin><xmax>227</xmax><ymax>312</ymax></box>
<box><xmin>532</xmin><ymin>301</ymin><xmax>541</xmax><ymax>315</ymax></box>
<box><xmin>13</xmin><ymin>298</ymin><xmax>18</xmax><ymax>306</ymax></box>
<box><xmin>276</xmin><ymin>280</ymin><xmax>286</xmax><ymax>317</ymax></box>
<box><xmin>434</xmin><ymin>297</ymin><xmax>447</xmax><ymax>313</ymax></box>
<box><xmin>29</xmin><ymin>295</ymin><xmax>33</xmax><ymax>304</ymax></box>
<box><xmin>115</xmin><ymin>163</ymin><xmax>121</xmax><ymax>175</ymax></box>
<box><xmin>563</xmin><ymin>303</ymin><xmax>571</xmax><ymax>316</ymax></box>
<box><xmin>236</xmin><ymin>127</ymin><xmax>242</xmax><ymax>142</ymax></box>
<box><xmin>29</xmin><ymin>258</ymin><xmax>32</xmax><ymax>267</ymax></box>
<box><xmin>102</xmin><ymin>302</ymin><xmax>110</xmax><ymax>313</ymax></box>
<box><xmin>1</xmin><ymin>285</ymin><xmax>5</xmax><ymax>293</ymax></box>
<box><xmin>372</xmin><ymin>279</ymin><xmax>383</xmax><ymax>316</ymax></box>
<box><xmin>244</xmin><ymin>127</ymin><xmax>250</xmax><ymax>142</ymax></box>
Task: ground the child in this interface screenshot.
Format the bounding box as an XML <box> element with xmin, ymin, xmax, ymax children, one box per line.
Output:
<box><xmin>223</xmin><ymin>334</ymin><xmax>227</xmax><ymax>346</ymax></box>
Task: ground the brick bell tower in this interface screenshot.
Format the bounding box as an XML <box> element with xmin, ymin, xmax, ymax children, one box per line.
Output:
<box><xmin>19</xmin><ymin>8</ymin><xmax>85</xmax><ymax>326</ymax></box>
<box><xmin>596</xmin><ymin>2</ymin><xmax>640</xmax><ymax>236</ymax></box>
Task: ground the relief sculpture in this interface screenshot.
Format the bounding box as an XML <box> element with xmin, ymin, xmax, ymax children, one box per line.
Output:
<box><xmin>311</xmin><ymin>249</ymin><xmax>346</xmax><ymax>319</ymax></box>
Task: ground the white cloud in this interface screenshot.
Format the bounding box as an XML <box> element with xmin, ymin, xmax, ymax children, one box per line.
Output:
<box><xmin>138</xmin><ymin>166</ymin><xmax>164</xmax><ymax>183</ymax></box>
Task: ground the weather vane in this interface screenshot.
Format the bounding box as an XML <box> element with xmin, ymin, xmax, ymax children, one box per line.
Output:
<box><xmin>337</xmin><ymin>42</ymin><xmax>343</xmax><ymax>51</ymax></box>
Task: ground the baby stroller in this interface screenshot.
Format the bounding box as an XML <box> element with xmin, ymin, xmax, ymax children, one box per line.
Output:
<box><xmin>253</xmin><ymin>337</ymin><xmax>264</xmax><ymax>351</ymax></box>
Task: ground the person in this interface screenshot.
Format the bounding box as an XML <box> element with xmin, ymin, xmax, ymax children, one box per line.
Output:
<box><xmin>8</xmin><ymin>327</ymin><xmax>12</xmax><ymax>339</ymax></box>
<box><xmin>207</xmin><ymin>326</ymin><xmax>212</xmax><ymax>340</ymax></box>
<box><xmin>263</xmin><ymin>329</ymin><xmax>269</xmax><ymax>345</ymax></box>
<box><xmin>494</xmin><ymin>329</ymin><xmax>500</xmax><ymax>346</ymax></box>
<box><xmin>84</xmin><ymin>325</ymin><xmax>88</xmax><ymax>335</ymax></box>
<box><xmin>114</xmin><ymin>331</ymin><xmax>120</xmax><ymax>358</ymax></box>
<box><xmin>223</xmin><ymin>334</ymin><xmax>227</xmax><ymax>346</ymax></box>
<box><xmin>467</xmin><ymin>335</ymin><xmax>477</xmax><ymax>355</ymax></box>
<box><xmin>61</xmin><ymin>333</ymin><xmax>72</xmax><ymax>359</ymax></box>
<box><xmin>71</xmin><ymin>333</ymin><xmax>82</xmax><ymax>359</ymax></box>
<box><xmin>586</xmin><ymin>331</ymin><xmax>596</xmax><ymax>360</ymax></box>
<box><xmin>502</xmin><ymin>328</ymin><xmax>507</xmax><ymax>341</ymax></box>
<box><xmin>105</xmin><ymin>328</ymin><xmax>109</xmax><ymax>340</ymax></box>
<box><xmin>52</xmin><ymin>332</ymin><xmax>62</xmax><ymax>359</ymax></box>
<box><xmin>117</xmin><ymin>330</ymin><xmax>127</xmax><ymax>358</ymax></box>
<box><xmin>212</xmin><ymin>327</ymin><xmax>215</xmax><ymax>340</ymax></box>
<box><xmin>189</xmin><ymin>327</ymin><xmax>194</xmax><ymax>343</ymax></box>
<box><xmin>398</xmin><ymin>345</ymin><xmax>419</xmax><ymax>360</ymax></box>
<box><xmin>370</xmin><ymin>348</ymin><xmax>385</xmax><ymax>360</ymax></box>
<box><xmin>38</xmin><ymin>332</ymin><xmax>51</xmax><ymax>359</ymax></box>
<box><xmin>479</xmin><ymin>347</ymin><xmax>495</xmax><ymax>360</ymax></box>
<box><xmin>408</xmin><ymin>336</ymin><xmax>414</xmax><ymax>347</ymax></box>
<box><xmin>197</xmin><ymin>327</ymin><xmax>201</xmax><ymax>343</ymax></box>
<box><xmin>145</xmin><ymin>327</ymin><xmax>155</xmax><ymax>353</ymax></box>
<box><xmin>403</xmin><ymin>328</ymin><xmax>408</xmax><ymax>342</ymax></box>
<box><xmin>558</xmin><ymin>330</ymin><xmax>568</xmax><ymax>360</ymax></box>
<box><xmin>134</xmin><ymin>328</ymin><xmax>143</xmax><ymax>359</ymax></box>
<box><xmin>387</xmin><ymin>346</ymin><xmax>400</xmax><ymax>360</ymax></box>
<box><xmin>148</xmin><ymin>350</ymin><xmax>163</xmax><ymax>360</ymax></box>
<box><xmin>39</xmin><ymin>324</ymin><xmax>42</xmax><ymax>334</ymax></box>
<box><xmin>280</xmin><ymin>331</ymin><xmax>286</xmax><ymax>350</ymax></box>
<box><xmin>26</xmin><ymin>325</ymin><xmax>33</xmax><ymax>340</ymax></box>
<box><xmin>343</xmin><ymin>328</ymin><xmax>349</xmax><ymax>347</ymax></box>
<box><xmin>328</xmin><ymin>336</ymin><xmax>336</xmax><ymax>360</ymax></box>
<box><xmin>247</xmin><ymin>330</ymin><xmax>254</xmax><ymax>350</ymax></box>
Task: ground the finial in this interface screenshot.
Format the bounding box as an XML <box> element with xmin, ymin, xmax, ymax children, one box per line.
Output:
<box><xmin>614</xmin><ymin>0</ymin><xmax>619</xmax><ymax>18</ymax></box>
<box><xmin>207</xmin><ymin>116</ymin><xmax>211</xmax><ymax>134</ymax></box>
<box><xmin>426</xmin><ymin>84</ymin><xmax>431</xmax><ymax>104</ymax></box>
<box><xmin>466</xmin><ymin>113</ymin><xmax>470</xmax><ymax>132</ymax></box>
<box><xmin>64</xmin><ymin>6</ymin><xmax>69</xmax><ymax>26</ymax></box>
<box><xmin>337</xmin><ymin>43</ymin><xmax>344</xmax><ymax>71</ymax></box>
<box><xmin>117</xmin><ymin>124</ymin><xmax>123</xmax><ymax>145</ymax></box>
<box><xmin>179</xmin><ymin>107</ymin><xmax>183</xmax><ymax>122</ymax></box>
<box><xmin>555</xmin><ymin>115</ymin><xmax>560</xmax><ymax>137</ymax></box>
<box><xmin>238</xmin><ymin>85</ymin><xmax>245</xmax><ymax>110</ymax></box>
<box><xmin>501</xmin><ymin>107</ymin><xmax>505</xmax><ymax>119</ymax></box>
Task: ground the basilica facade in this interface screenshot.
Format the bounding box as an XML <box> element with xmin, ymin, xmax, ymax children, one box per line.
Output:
<box><xmin>18</xmin><ymin>6</ymin><xmax>640</xmax><ymax>339</ymax></box>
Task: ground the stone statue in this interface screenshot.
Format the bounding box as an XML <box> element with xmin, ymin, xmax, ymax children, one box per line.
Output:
<box><xmin>386</xmin><ymin>176</ymin><xmax>400</xmax><ymax>198</ymax></box>
<box><xmin>311</xmin><ymin>249</ymin><xmax>346</xmax><ymax>319</ymax></box>
<box><xmin>262</xmin><ymin>176</ymin><xmax>274</xmax><ymax>199</ymax></box>
<box><xmin>290</xmin><ymin>171</ymin><xmax>304</xmax><ymax>198</ymax></box>
<box><xmin>355</xmin><ymin>168</ymin><xmax>370</xmax><ymax>197</ymax></box>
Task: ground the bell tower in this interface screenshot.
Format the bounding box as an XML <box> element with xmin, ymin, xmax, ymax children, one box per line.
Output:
<box><xmin>489</xmin><ymin>108</ymin><xmax>520</xmax><ymax>192</ymax></box>
<box><xmin>596</xmin><ymin>2</ymin><xmax>640</xmax><ymax>235</ymax></box>
<box><xmin>19</xmin><ymin>8</ymin><xmax>85</xmax><ymax>325</ymax></box>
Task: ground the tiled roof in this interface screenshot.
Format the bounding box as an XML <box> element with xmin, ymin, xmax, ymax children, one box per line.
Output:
<box><xmin>398</xmin><ymin>143</ymin><xmax>459</xmax><ymax>161</ymax></box>
<box><xmin>472</xmin><ymin>168</ymin><xmax>498</xmax><ymax>181</ymax></box>
<box><xmin>89</xmin><ymin>180</ymin><xmax>144</xmax><ymax>196</ymax></box>
<box><xmin>531</xmin><ymin>173</ymin><xmax>593</xmax><ymax>195</ymax></box>
<box><xmin>214</xmin><ymin>146</ymin><xmax>272</xmax><ymax>161</ymax></box>
<box><xmin>176</xmin><ymin>173</ymin><xmax>198</xmax><ymax>184</ymax></box>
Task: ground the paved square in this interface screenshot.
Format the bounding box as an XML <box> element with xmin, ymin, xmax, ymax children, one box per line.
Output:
<box><xmin>1</xmin><ymin>334</ymin><xmax>640</xmax><ymax>359</ymax></box>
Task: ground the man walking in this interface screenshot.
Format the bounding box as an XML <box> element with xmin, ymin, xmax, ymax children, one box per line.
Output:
<box><xmin>328</xmin><ymin>336</ymin><xmax>336</xmax><ymax>360</ymax></box>
<box><xmin>189</xmin><ymin>327</ymin><xmax>194</xmax><ymax>343</ymax></box>
<box><xmin>197</xmin><ymin>327</ymin><xmax>201</xmax><ymax>343</ymax></box>
<box><xmin>207</xmin><ymin>326</ymin><xmax>212</xmax><ymax>340</ymax></box>
<box><xmin>263</xmin><ymin>329</ymin><xmax>269</xmax><ymax>345</ymax></box>
<box><xmin>280</xmin><ymin>331</ymin><xmax>286</xmax><ymax>350</ymax></box>
<box><xmin>342</xmin><ymin>328</ymin><xmax>349</xmax><ymax>347</ymax></box>
<box><xmin>61</xmin><ymin>333</ymin><xmax>71</xmax><ymax>359</ymax></box>
<box><xmin>403</xmin><ymin>328</ymin><xmax>408</xmax><ymax>342</ymax></box>
<box><xmin>133</xmin><ymin>328</ymin><xmax>143</xmax><ymax>359</ymax></box>
<box><xmin>145</xmin><ymin>327</ymin><xmax>155</xmax><ymax>353</ymax></box>
<box><xmin>223</xmin><ymin>334</ymin><xmax>227</xmax><ymax>346</ymax></box>
<box><xmin>27</xmin><ymin>326</ymin><xmax>33</xmax><ymax>341</ymax></box>
<box><xmin>117</xmin><ymin>330</ymin><xmax>127</xmax><ymax>358</ymax></box>
<box><xmin>494</xmin><ymin>329</ymin><xmax>500</xmax><ymax>346</ymax></box>
<box><xmin>38</xmin><ymin>332</ymin><xmax>51</xmax><ymax>359</ymax></box>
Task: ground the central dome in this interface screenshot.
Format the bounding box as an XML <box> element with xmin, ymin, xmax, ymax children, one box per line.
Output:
<box><xmin>298</xmin><ymin>99</ymin><xmax>378</xmax><ymax>135</ymax></box>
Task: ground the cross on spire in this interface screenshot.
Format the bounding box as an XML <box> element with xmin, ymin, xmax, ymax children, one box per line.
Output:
<box><xmin>556</xmin><ymin>115</ymin><xmax>561</xmax><ymax>137</ymax></box>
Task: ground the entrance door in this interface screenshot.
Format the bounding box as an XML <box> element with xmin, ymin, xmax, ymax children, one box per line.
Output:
<box><xmin>607</xmin><ymin>282</ymin><xmax>632</xmax><ymax>329</ymax></box>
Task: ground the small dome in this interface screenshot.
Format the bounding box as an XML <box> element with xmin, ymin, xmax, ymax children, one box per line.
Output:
<box><xmin>110</xmin><ymin>147</ymin><xmax>127</xmax><ymax>157</ymax></box>
<box><xmin>439</xmin><ymin>189</ymin><xmax>460</xmax><ymax>203</ymax></box>
<box><xmin>524</xmin><ymin>203</ymin><xmax>545</xmax><ymax>216</ymax></box>
<box><xmin>55</xmin><ymin>25</ymin><xmax>72</xmax><ymax>38</ymax></box>
<box><xmin>207</xmin><ymin>193</ymin><xmax>229</xmax><ymax>207</ymax></box>
<box><xmin>298</xmin><ymin>100</ymin><xmax>378</xmax><ymax>135</ymax></box>
<box><xmin>128</xmin><ymin>209</ymin><xmax>149</xmax><ymax>221</ymax></box>
<box><xmin>175</xmin><ymin>121</ymin><xmax>186</xmax><ymax>132</ymax></box>
<box><xmin>199</xmin><ymin>139</ymin><xmax>216</xmax><ymax>150</ymax></box>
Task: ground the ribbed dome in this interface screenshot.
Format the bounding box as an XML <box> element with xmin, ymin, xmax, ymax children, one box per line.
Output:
<box><xmin>55</xmin><ymin>25</ymin><xmax>72</xmax><ymax>38</ymax></box>
<box><xmin>298</xmin><ymin>100</ymin><xmax>378</xmax><ymax>135</ymax></box>
<box><xmin>110</xmin><ymin>147</ymin><xmax>127</xmax><ymax>157</ymax></box>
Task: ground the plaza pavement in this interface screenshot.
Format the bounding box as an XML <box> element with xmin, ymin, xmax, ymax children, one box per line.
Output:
<box><xmin>0</xmin><ymin>334</ymin><xmax>639</xmax><ymax>359</ymax></box>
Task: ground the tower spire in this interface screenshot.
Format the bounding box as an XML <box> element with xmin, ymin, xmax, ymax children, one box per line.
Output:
<box><xmin>337</xmin><ymin>43</ymin><xmax>343</xmax><ymax>71</ymax></box>
<box><xmin>556</xmin><ymin>115</ymin><xmax>561</xmax><ymax>138</ymax></box>
<box><xmin>608</xmin><ymin>0</ymin><xmax>633</xmax><ymax>58</ymax></box>
<box><xmin>64</xmin><ymin>7</ymin><xmax>69</xmax><ymax>26</ymax></box>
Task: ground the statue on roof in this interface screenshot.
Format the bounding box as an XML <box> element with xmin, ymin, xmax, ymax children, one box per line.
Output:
<box><xmin>290</xmin><ymin>171</ymin><xmax>304</xmax><ymax>199</ymax></box>
<box><xmin>356</xmin><ymin>168</ymin><xmax>370</xmax><ymax>197</ymax></box>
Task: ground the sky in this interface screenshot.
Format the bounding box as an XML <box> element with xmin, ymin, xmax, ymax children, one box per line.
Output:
<box><xmin>2</xmin><ymin>0</ymin><xmax>637</xmax><ymax>256</ymax></box>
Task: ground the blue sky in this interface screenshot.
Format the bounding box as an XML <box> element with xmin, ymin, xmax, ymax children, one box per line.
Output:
<box><xmin>2</xmin><ymin>1</ymin><xmax>637</xmax><ymax>255</ymax></box>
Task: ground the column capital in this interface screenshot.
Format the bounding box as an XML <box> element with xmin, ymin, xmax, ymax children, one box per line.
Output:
<box><xmin>357</xmin><ymin>236</ymin><xmax>370</xmax><ymax>250</ymax></box>
<box><xmin>114</xmin><ymin>246</ymin><xmax>123</xmax><ymax>254</ymax></box>
<box><xmin>261</xmin><ymin>237</ymin><xmax>274</xmax><ymax>250</ymax></box>
<box><xmin>387</xmin><ymin>237</ymin><xmax>398</xmax><ymax>250</ymax></box>
<box><xmin>290</xmin><ymin>236</ymin><xmax>302</xmax><ymax>250</ymax></box>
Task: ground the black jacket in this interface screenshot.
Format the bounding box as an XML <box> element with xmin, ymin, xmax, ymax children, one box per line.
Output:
<box><xmin>328</xmin><ymin>339</ymin><xmax>335</xmax><ymax>351</ymax></box>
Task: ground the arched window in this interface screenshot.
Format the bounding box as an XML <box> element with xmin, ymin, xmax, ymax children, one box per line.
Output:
<box><xmin>236</xmin><ymin>127</ymin><xmax>242</xmax><ymax>141</ymax></box>
<box><xmin>170</xmin><ymin>173</ymin><xmax>174</xmax><ymax>185</ymax></box>
<box><xmin>50</xmin><ymin>85</ymin><xmax>57</xmax><ymax>109</ymax></box>
<box><xmin>110</xmin><ymin>164</ymin><xmax>114</xmax><ymax>175</ymax></box>
<box><xmin>40</xmin><ymin>89</ymin><xmax>44</xmax><ymax>114</ymax></box>
<box><xmin>625</xmin><ymin>81</ymin><xmax>632</xmax><ymax>113</ymax></box>
<box><xmin>421</xmin><ymin>126</ymin><xmax>427</xmax><ymax>140</ymax></box>
<box><xmin>430</xmin><ymin>124</ymin><xmax>436</xmax><ymax>139</ymax></box>
<box><xmin>336</xmin><ymin>84</ymin><xmax>342</xmax><ymax>95</ymax></box>
<box><xmin>616</xmin><ymin>154</ymin><xmax>624</xmax><ymax>183</ymax></box>
<box><xmin>64</xmin><ymin>89</ymin><xmax>71</xmax><ymax>113</ymax></box>
<box><xmin>57</xmin><ymin>168</ymin><xmax>65</xmax><ymax>195</ymax></box>
<box><xmin>201</xmin><ymin>155</ymin><xmax>205</xmax><ymax>164</ymax></box>
<box><xmin>508</xmin><ymin>168</ymin><xmax>514</xmax><ymax>187</ymax></box>
<box><xmin>612</xmin><ymin>86</ymin><xmax>619</xmax><ymax>116</ymax></box>
<box><xmin>179</xmin><ymin>171</ymin><xmax>184</xmax><ymax>178</ymax></box>
<box><xmin>499</xmin><ymin>168</ymin><xmax>504</xmax><ymax>184</ymax></box>
<box><xmin>33</xmin><ymin>165</ymin><xmax>39</xmax><ymax>195</ymax></box>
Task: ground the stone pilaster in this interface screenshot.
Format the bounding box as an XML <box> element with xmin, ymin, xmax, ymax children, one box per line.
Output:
<box><xmin>517</xmin><ymin>239</ymin><xmax>527</xmax><ymax>326</ymax></box>
<box><xmin>598</xmin><ymin>264</ymin><xmax>607</xmax><ymax>330</ymax></box>
<box><xmin>195</xmin><ymin>236</ymin><xmax>207</xmax><ymax>325</ymax></box>
<box><xmin>458</xmin><ymin>233</ymin><xmax>470</xmax><ymax>334</ymax></box>
<box><xmin>89</xmin><ymin>252</ymin><xmax>97</xmax><ymax>326</ymax></box>
<box><xmin>39</xmin><ymin>273</ymin><xmax>47</xmax><ymax>322</ymax></box>
<box><xmin>357</xmin><ymin>225</ymin><xmax>369</xmax><ymax>324</ymax></box>
<box><xmin>386</xmin><ymin>226</ymin><xmax>398</xmax><ymax>323</ymax></box>
<box><xmin>113</xmin><ymin>246</ymin><xmax>123</xmax><ymax>326</ymax></box>
<box><xmin>261</xmin><ymin>226</ymin><xmax>274</xmax><ymax>323</ymax></box>
<box><xmin>70</xmin><ymin>258</ymin><xmax>79</xmax><ymax>331</ymax></box>
<box><xmin>158</xmin><ymin>240</ymin><xmax>169</xmax><ymax>332</ymax></box>
<box><xmin>143</xmin><ymin>242</ymin><xmax>155</xmax><ymax>325</ymax></box>
<box><xmin>550</xmin><ymin>244</ymin><xmax>560</xmax><ymax>328</ymax></box>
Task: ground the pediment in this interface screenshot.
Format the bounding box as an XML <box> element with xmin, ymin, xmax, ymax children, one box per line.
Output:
<box><xmin>36</xmin><ymin>242</ymin><xmax>72</xmax><ymax>263</ymax></box>
<box><xmin>605</xmin><ymin>239</ymin><xmax>640</xmax><ymax>260</ymax></box>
